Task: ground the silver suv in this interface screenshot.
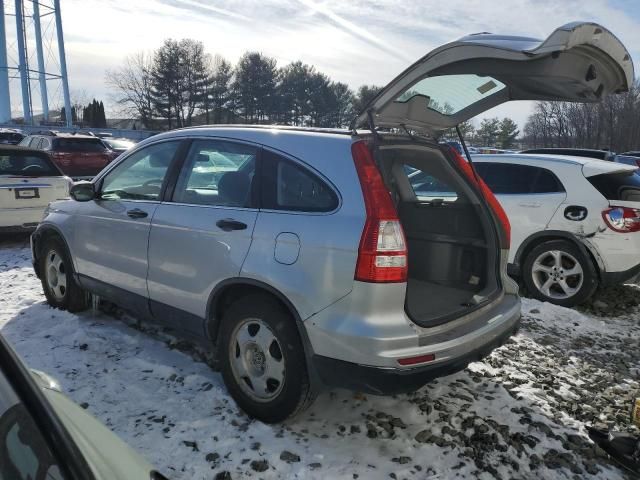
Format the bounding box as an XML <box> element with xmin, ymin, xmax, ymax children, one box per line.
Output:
<box><xmin>31</xmin><ymin>22</ymin><xmax>633</xmax><ymax>423</ymax></box>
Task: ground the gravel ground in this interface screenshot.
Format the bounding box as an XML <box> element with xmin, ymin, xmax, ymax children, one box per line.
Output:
<box><xmin>0</xmin><ymin>233</ymin><xmax>638</xmax><ymax>479</ymax></box>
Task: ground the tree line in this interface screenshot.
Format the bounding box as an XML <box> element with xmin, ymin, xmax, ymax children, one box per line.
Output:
<box><xmin>522</xmin><ymin>80</ymin><xmax>640</xmax><ymax>152</ymax></box>
<box><xmin>106</xmin><ymin>38</ymin><xmax>383</xmax><ymax>130</ymax></box>
<box><xmin>60</xmin><ymin>98</ymin><xmax>107</xmax><ymax>128</ymax></box>
<box><xmin>445</xmin><ymin>117</ymin><xmax>520</xmax><ymax>149</ymax></box>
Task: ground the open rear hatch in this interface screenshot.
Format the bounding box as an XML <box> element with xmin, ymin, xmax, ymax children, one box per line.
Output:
<box><xmin>353</xmin><ymin>22</ymin><xmax>634</xmax><ymax>327</ymax></box>
<box><xmin>352</xmin><ymin>22</ymin><xmax>633</xmax><ymax>137</ymax></box>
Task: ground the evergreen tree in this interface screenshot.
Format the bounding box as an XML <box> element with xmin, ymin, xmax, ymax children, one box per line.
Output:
<box><xmin>497</xmin><ymin>117</ymin><xmax>519</xmax><ymax>149</ymax></box>
<box><xmin>477</xmin><ymin>117</ymin><xmax>501</xmax><ymax>146</ymax></box>
<box><xmin>232</xmin><ymin>52</ymin><xmax>278</xmax><ymax>123</ymax></box>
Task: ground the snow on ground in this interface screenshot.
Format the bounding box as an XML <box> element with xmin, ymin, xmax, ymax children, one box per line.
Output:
<box><xmin>1</xmin><ymin>234</ymin><xmax>639</xmax><ymax>480</ymax></box>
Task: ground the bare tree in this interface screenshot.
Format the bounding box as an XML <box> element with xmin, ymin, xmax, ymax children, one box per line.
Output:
<box><xmin>106</xmin><ymin>53</ymin><xmax>155</xmax><ymax>129</ymax></box>
<box><xmin>523</xmin><ymin>80</ymin><xmax>640</xmax><ymax>152</ymax></box>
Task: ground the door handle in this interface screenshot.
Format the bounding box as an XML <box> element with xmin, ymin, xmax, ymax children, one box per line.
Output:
<box><xmin>126</xmin><ymin>208</ymin><xmax>148</xmax><ymax>219</ymax></box>
<box><xmin>216</xmin><ymin>218</ymin><xmax>247</xmax><ymax>231</ymax></box>
<box><xmin>518</xmin><ymin>202</ymin><xmax>541</xmax><ymax>208</ymax></box>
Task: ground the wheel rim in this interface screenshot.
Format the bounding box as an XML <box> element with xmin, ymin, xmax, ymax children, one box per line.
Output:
<box><xmin>229</xmin><ymin>318</ymin><xmax>285</xmax><ymax>403</ymax></box>
<box><xmin>45</xmin><ymin>249</ymin><xmax>67</xmax><ymax>301</ymax></box>
<box><xmin>531</xmin><ymin>249</ymin><xmax>584</xmax><ymax>300</ymax></box>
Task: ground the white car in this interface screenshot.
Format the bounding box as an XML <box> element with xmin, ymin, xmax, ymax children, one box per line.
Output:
<box><xmin>471</xmin><ymin>154</ymin><xmax>640</xmax><ymax>306</ymax></box>
<box><xmin>0</xmin><ymin>146</ymin><xmax>71</xmax><ymax>232</ymax></box>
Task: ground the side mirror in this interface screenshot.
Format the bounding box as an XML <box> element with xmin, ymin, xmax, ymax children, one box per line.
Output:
<box><xmin>69</xmin><ymin>182</ymin><xmax>96</xmax><ymax>202</ymax></box>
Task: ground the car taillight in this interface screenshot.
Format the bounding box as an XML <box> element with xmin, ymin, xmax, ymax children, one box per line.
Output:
<box><xmin>352</xmin><ymin>141</ymin><xmax>408</xmax><ymax>283</ymax></box>
<box><xmin>602</xmin><ymin>207</ymin><xmax>640</xmax><ymax>233</ymax></box>
<box><xmin>445</xmin><ymin>146</ymin><xmax>511</xmax><ymax>248</ymax></box>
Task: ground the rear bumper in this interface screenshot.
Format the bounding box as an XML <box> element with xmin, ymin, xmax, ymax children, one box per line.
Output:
<box><xmin>304</xmin><ymin>281</ymin><xmax>521</xmax><ymax>393</ymax></box>
<box><xmin>312</xmin><ymin>316</ymin><xmax>519</xmax><ymax>395</ymax></box>
<box><xmin>0</xmin><ymin>206</ymin><xmax>43</xmax><ymax>230</ymax></box>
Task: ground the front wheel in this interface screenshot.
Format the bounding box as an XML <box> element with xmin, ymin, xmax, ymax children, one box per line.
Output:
<box><xmin>522</xmin><ymin>239</ymin><xmax>598</xmax><ymax>307</ymax></box>
<box><xmin>39</xmin><ymin>237</ymin><xmax>88</xmax><ymax>312</ymax></box>
<box><xmin>218</xmin><ymin>294</ymin><xmax>315</xmax><ymax>423</ymax></box>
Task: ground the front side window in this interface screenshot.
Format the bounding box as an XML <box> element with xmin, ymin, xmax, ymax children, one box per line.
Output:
<box><xmin>261</xmin><ymin>150</ymin><xmax>338</xmax><ymax>212</ymax></box>
<box><xmin>100</xmin><ymin>141</ymin><xmax>179</xmax><ymax>201</ymax></box>
<box><xmin>173</xmin><ymin>140</ymin><xmax>258</xmax><ymax>207</ymax></box>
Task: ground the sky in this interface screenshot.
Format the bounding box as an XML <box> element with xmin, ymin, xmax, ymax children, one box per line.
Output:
<box><xmin>5</xmin><ymin>0</ymin><xmax>640</xmax><ymax>128</ymax></box>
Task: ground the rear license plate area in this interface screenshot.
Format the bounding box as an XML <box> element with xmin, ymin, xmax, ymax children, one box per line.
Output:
<box><xmin>15</xmin><ymin>188</ymin><xmax>39</xmax><ymax>199</ymax></box>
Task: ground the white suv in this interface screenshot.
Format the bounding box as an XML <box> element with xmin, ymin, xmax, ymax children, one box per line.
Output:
<box><xmin>472</xmin><ymin>154</ymin><xmax>640</xmax><ymax>306</ymax></box>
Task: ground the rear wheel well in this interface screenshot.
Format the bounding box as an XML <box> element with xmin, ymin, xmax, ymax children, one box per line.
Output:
<box><xmin>207</xmin><ymin>283</ymin><xmax>300</xmax><ymax>345</ymax></box>
<box><xmin>517</xmin><ymin>234</ymin><xmax>600</xmax><ymax>281</ymax></box>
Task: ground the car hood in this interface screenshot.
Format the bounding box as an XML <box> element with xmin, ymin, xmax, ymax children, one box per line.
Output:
<box><xmin>353</xmin><ymin>22</ymin><xmax>634</xmax><ymax>137</ymax></box>
<box><xmin>32</xmin><ymin>372</ymin><xmax>155</xmax><ymax>480</ymax></box>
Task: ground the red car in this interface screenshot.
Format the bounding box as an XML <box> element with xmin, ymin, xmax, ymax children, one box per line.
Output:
<box><xmin>19</xmin><ymin>132</ymin><xmax>113</xmax><ymax>178</ymax></box>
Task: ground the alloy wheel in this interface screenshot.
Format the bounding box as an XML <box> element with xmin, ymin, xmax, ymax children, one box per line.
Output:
<box><xmin>229</xmin><ymin>318</ymin><xmax>285</xmax><ymax>402</ymax></box>
<box><xmin>531</xmin><ymin>249</ymin><xmax>584</xmax><ymax>300</ymax></box>
<box><xmin>45</xmin><ymin>250</ymin><xmax>67</xmax><ymax>301</ymax></box>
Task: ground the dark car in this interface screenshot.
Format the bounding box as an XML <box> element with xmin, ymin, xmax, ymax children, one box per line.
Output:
<box><xmin>520</xmin><ymin>148</ymin><xmax>616</xmax><ymax>161</ymax></box>
<box><xmin>0</xmin><ymin>129</ymin><xmax>25</xmax><ymax>145</ymax></box>
<box><xmin>0</xmin><ymin>334</ymin><xmax>166</xmax><ymax>480</ymax></box>
<box><xmin>19</xmin><ymin>133</ymin><xmax>113</xmax><ymax>178</ymax></box>
<box><xmin>622</xmin><ymin>151</ymin><xmax>640</xmax><ymax>158</ymax></box>
<box><xmin>614</xmin><ymin>154</ymin><xmax>640</xmax><ymax>170</ymax></box>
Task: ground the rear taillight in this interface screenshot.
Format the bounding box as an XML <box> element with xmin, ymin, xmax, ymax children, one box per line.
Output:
<box><xmin>602</xmin><ymin>207</ymin><xmax>640</xmax><ymax>233</ymax></box>
<box><xmin>352</xmin><ymin>141</ymin><xmax>408</xmax><ymax>283</ymax></box>
<box><xmin>446</xmin><ymin>147</ymin><xmax>511</xmax><ymax>248</ymax></box>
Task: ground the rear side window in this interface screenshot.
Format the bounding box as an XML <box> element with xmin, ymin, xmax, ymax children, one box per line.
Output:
<box><xmin>0</xmin><ymin>153</ymin><xmax>59</xmax><ymax>176</ymax></box>
<box><xmin>261</xmin><ymin>150</ymin><xmax>338</xmax><ymax>212</ymax></box>
<box><xmin>473</xmin><ymin>163</ymin><xmax>564</xmax><ymax>194</ymax></box>
<box><xmin>53</xmin><ymin>138</ymin><xmax>106</xmax><ymax>152</ymax></box>
<box><xmin>404</xmin><ymin>164</ymin><xmax>458</xmax><ymax>201</ymax></box>
<box><xmin>588</xmin><ymin>172</ymin><xmax>640</xmax><ymax>202</ymax></box>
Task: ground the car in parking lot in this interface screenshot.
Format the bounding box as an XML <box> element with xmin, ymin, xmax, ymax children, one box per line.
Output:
<box><xmin>20</xmin><ymin>132</ymin><xmax>113</xmax><ymax>178</ymax></box>
<box><xmin>30</xmin><ymin>21</ymin><xmax>633</xmax><ymax>422</ymax></box>
<box><xmin>0</xmin><ymin>146</ymin><xmax>71</xmax><ymax>233</ymax></box>
<box><xmin>471</xmin><ymin>154</ymin><xmax>640</xmax><ymax>306</ymax></box>
<box><xmin>102</xmin><ymin>137</ymin><xmax>136</xmax><ymax>160</ymax></box>
<box><xmin>0</xmin><ymin>334</ymin><xmax>166</xmax><ymax>480</ymax></box>
<box><xmin>0</xmin><ymin>128</ymin><xmax>25</xmax><ymax>145</ymax></box>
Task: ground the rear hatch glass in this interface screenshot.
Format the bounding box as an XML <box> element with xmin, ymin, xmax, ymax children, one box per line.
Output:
<box><xmin>0</xmin><ymin>153</ymin><xmax>60</xmax><ymax>177</ymax></box>
<box><xmin>54</xmin><ymin>138</ymin><xmax>107</xmax><ymax>152</ymax></box>
<box><xmin>588</xmin><ymin>172</ymin><xmax>640</xmax><ymax>202</ymax></box>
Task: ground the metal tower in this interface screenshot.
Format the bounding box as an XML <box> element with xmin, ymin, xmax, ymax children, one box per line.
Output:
<box><xmin>0</xmin><ymin>0</ymin><xmax>72</xmax><ymax>127</ymax></box>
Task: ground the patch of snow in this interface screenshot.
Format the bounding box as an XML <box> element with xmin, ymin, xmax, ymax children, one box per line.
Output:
<box><xmin>0</xmin><ymin>238</ymin><xmax>637</xmax><ymax>479</ymax></box>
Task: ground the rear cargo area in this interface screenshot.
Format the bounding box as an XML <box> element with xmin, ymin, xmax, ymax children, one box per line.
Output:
<box><xmin>378</xmin><ymin>142</ymin><xmax>500</xmax><ymax>327</ymax></box>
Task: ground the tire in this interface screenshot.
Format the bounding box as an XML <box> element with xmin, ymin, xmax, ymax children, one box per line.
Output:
<box><xmin>39</xmin><ymin>237</ymin><xmax>88</xmax><ymax>313</ymax></box>
<box><xmin>522</xmin><ymin>239</ymin><xmax>598</xmax><ymax>307</ymax></box>
<box><xmin>218</xmin><ymin>293</ymin><xmax>315</xmax><ymax>423</ymax></box>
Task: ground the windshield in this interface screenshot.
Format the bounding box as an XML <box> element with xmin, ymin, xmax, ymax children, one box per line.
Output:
<box><xmin>0</xmin><ymin>153</ymin><xmax>59</xmax><ymax>176</ymax></box>
<box><xmin>54</xmin><ymin>138</ymin><xmax>107</xmax><ymax>153</ymax></box>
<box><xmin>105</xmin><ymin>139</ymin><xmax>134</xmax><ymax>150</ymax></box>
<box><xmin>396</xmin><ymin>74</ymin><xmax>507</xmax><ymax>115</ymax></box>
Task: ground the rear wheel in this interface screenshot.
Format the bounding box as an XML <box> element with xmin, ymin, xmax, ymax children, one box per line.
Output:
<box><xmin>39</xmin><ymin>237</ymin><xmax>88</xmax><ymax>312</ymax></box>
<box><xmin>522</xmin><ymin>239</ymin><xmax>598</xmax><ymax>307</ymax></box>
<box><xmin>218</xmin><ymin>294</ymin><xmax>315</xmax><ymax>423</ymax></box>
